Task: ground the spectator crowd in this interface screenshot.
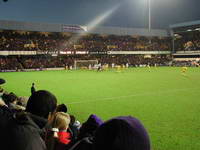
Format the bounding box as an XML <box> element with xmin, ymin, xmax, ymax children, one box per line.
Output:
<box><xmin>0</xmin><ymin>30</ymin><xmax>171</xmax><ymax>52</ymax></box>
<box><xmin>0</xmin><ymin>54</ymin><xmax>172</xmax><ymax>71</ymax></box>
<box><xmin>174</xmin><ymin>30</ymin><xmax>200</xmax><ymax>51</ymax></box>
<box><xmin>0</xmin><ymin>29</ymin><xmax>173</xmax><ymax>71</ymax></box>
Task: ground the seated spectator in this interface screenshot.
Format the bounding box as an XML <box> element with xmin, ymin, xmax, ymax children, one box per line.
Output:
<box><xmin>26</xmin><ymin>90</ymin><xmax>57</xmax><ymax>129</ymax></box>
<box><xmin>69</xmin><ymin>114</ymin><xmax>103</xmax><ymax>150</ymax></box>
<box><xmin>66</xmin><ymin>114</ymin><xmax>80</xmax><ymax>143</ymax></box>
<box><xmin>93</xmin><ymin>116</ymin><xmax>150</xmax><ymax>150</ymax></box>
<box><xmin>0</xmin><ymin>86</ymin><xmax>62</xmax><ymax>150</ymax></box>
<box><xmin>0</xmin><ymin>89</ymin><xmax>58</xmax><ymax>150</ymax></box>
<box><xmin>56</xmin><ymin>103</ymin><xmax>68</xmax><ymax>113</ymax></box>
<box><xmin>5</xmin><ymin>111</ymin><xmax>46</xmax><ymax>150</ymax></box>
<box><xmin>46</xmin><ymin>112</ymin><xmax>71</xmax><ymax>150</ymax></box>
<box><xmin>0</xmin><ymin>78</ymin><xmax>6</xmax><ymax>85</ymax></box>
<box><xmin>2</xmin><ymin>92</ymin><xmax>25</xmax><ymax>111</ymax></box>
<box><xmin>55</xmin><ymin>103</ymin><xmax>82</xmax><ymax>142</ymax></box>
<box><xmin>0</xmin><ymin>102</ymin><xmax>22</xmax><ymax>150</ymax></box>
<box><xmin>17</xmin><ymin>96</ymin><xmax>29</xmax><ymax>107</ymax></box>
<box><xmin>70</xmin><ymin>115</ymin><xmax>81</xmax><ymax>130</ymax></box>
<box><xmin>77</xmin><ymin>114</ymin><xmax>103</xmax><ymax>140</ymax></box>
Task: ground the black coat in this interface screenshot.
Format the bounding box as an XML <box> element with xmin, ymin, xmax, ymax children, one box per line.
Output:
<box><xmin>0</xmin><ymin>105</ymin><xmax>13</xmax><ymax>130</ymax></box>
<box><xmin>0</xmin><ymin>105</ymin><xmax>14</xmax><ymax>149</ymax></box>
<box><xmin>28</xmin><ymin>112</ymin><xmax>48</xmax><ymax>129</ymax></box>
<box><xmin>5</xmin><ymin>112</ymin><xmax>46</xmax><ymax>150</ymax></box>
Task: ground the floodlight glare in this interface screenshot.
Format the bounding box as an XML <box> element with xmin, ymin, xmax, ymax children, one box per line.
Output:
<box><xmin>86</xmin><ymin>4</ymin><xmax>120</xmax><ymax>32</ymax></box>
<box><xmin>66</xmin><ymin>4</ymin><xmax>120</xmax><ymax>46</ymax></box>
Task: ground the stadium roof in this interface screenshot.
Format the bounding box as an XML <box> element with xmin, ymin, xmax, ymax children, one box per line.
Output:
<box><xmin>0</xmin><ymin>20</ymin><xmax>170</xmax><ymax>37</ymax></box>
<box><xmin>169</xmin><ymin>20</ymin><xmax>200</xmax><ymax>33</ymax></box>
<box><xmin>170</xmin><ymin>20</ymin><xmax>200</xmax><ymax>28</ymax></box>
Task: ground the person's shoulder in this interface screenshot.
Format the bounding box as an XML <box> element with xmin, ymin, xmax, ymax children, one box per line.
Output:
<box><xmin>7</xmin><ymin>112</ymin><xmax>46</xmax><ymax>149</ymax></box>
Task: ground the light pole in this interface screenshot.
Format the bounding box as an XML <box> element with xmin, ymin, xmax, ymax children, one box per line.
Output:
<box><xmin>148</xmin><ymin>0</ymin><xmax>151</xmax><ymax>33</ymax></box>
<box><xmin>148</xmin><ymin>0</ymin><xmax>151</xmax><ymax>44</ymax></box>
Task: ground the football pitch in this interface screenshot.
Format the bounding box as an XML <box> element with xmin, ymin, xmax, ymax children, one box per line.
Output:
<box><xmin>1</xmin><ymin>67</ymin><xmax>200</xmax><ymax>150</ymax></box>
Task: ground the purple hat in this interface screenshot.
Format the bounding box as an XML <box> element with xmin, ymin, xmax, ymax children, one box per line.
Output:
<box><xmin>87</xmin><ymin>114</ymin><xmax>103</xmax><ymax>126</ymax></box>
<box><xmin>94</xmin><ymin>116</ymin><xmax>151</xmax><ymax>150</ymax></box>
<box><xmin>78</xmin><ymin>114</ymin><xmax>103</xmax><ymax>139</ymax></box>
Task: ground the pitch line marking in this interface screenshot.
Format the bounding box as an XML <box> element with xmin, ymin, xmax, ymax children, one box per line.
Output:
<box><xmin>67</xmin><ymin>88</ymin><xmax>198</xmax><ymax>105</ymax></box>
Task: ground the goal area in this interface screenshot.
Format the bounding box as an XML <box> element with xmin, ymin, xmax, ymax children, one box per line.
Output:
<box><xmin>74</xmin><ymin>60</ymin><xmax>98</xmax><ymax>69</ymax></box>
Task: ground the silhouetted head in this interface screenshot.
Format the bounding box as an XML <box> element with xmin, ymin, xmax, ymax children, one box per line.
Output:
<box><xmin>0</xmin><ymin>78</ymin><xmax>6</xmax><ymax>85</ymax></box>
<box><xmin>2</xmin><ymin>92</ymin><xmax>18</xmax><ymax>104</ymax></box>
<box><xmin>26</xmin><ymin>90</ymin><xmax>57</xmax><ymax>119</ymax></box>
<box><xmin>94</xmin><ymin>116</ymin><xmax>150</xmax><ymax>150</ymax></box>
<box><xmin>56</xmin><ymin>103</ymin><xmax>68</xmax><ymax>113</ymax></box>
<box><xmin>78</xmin><ymin>114</ymin><xmax>103</xmax><ymax>139</ymax></box>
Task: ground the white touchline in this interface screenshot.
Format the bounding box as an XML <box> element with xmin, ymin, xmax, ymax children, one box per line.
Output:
<box><xmin>67</xmin><ymin>88</ymin><xmax>199</xmax><ymax>105</ymax></box>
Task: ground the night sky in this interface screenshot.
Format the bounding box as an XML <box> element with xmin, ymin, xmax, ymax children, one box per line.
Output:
<box><xmin>0</xmin><ymin>0</ymin><xmax>200</xmax><ymax>29</ymax></box>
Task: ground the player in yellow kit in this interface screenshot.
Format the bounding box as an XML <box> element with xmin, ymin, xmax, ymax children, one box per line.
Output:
<box><xmin>182</xmin><ymin>67</ymin><xmax>187</xmax><ymax>73</ymax></box>
<box><xmin>181</xmin><ymin>66</ymin><xmax>188</xmax><ymax>76</ymax></box>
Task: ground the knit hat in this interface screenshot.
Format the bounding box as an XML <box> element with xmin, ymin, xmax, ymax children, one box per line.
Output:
<box><xmin>94</xmin><ymin>116</ymin><xmax>150</xmax><ymax>150</ymax></box>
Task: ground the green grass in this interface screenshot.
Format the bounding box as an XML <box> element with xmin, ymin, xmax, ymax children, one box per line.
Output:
<box><xmin>1</xmin><ymin>67</ymin><xmax>200</xmax><ymax>150</ymax></box>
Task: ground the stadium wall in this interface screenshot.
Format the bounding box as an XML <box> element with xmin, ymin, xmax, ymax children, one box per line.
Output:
<box><xmin>0</xmin><ymin>20</ymin><xmax>170</xmax><ymax>37</ymax></box>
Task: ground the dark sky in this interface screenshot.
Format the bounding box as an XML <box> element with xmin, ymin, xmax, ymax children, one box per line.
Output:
<box><xmin>0</xmin><ymin>0</ymin><xmax>200</xmax><ymax>29</ymax></box>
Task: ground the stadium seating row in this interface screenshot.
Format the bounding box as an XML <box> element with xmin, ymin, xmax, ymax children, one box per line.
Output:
<box><xmin>0</xmin><ymin>30</ymin><xmax>171</xmax><ymax>52</ymax></box>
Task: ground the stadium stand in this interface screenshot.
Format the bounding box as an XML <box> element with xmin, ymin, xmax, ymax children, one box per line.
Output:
<box><xmin>0</xmin><ymin>26</ymin><xmax>172</xmax><ymax>71</ymax></box>
<box><xmin>0</xmin><ymin>30</ymin><xmax>171</xmax><ymax>52</ymax></box>
<box><xmin>170</xmin><ymin>20</ymin><xmax>200</xmax><ymax>66</ymax></box>
<box><xmin>0</xmin><ymin>20</ymin><xmax>173</xmax><ymax>71</ymax></box>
